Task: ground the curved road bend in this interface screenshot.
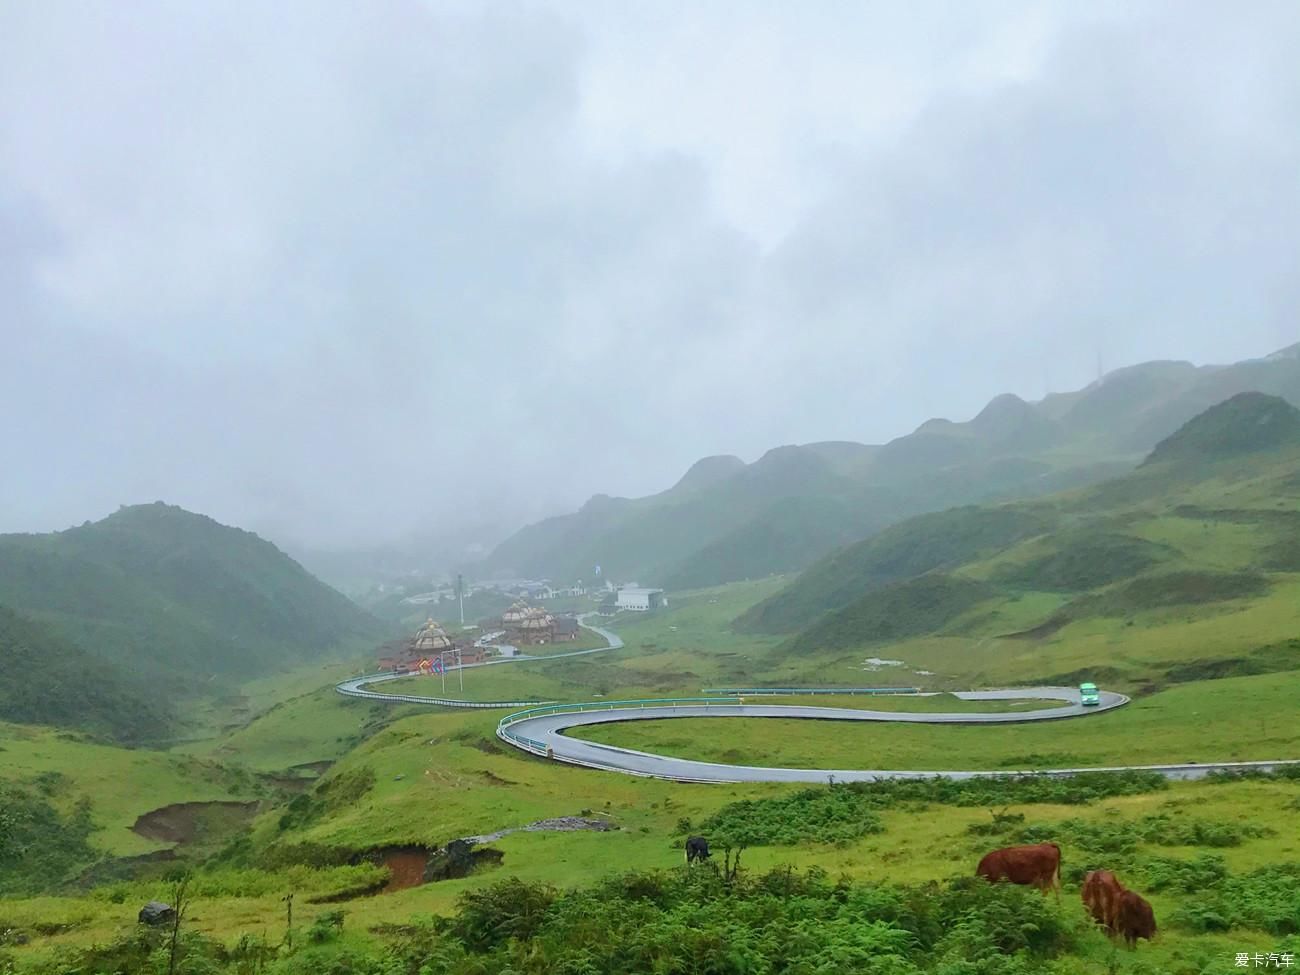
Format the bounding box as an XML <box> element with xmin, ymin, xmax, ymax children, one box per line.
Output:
<box><xmin>334</xmin><ymin>616</ymin><xmax>624</xmax><ymax>709</ymax></box>
<box><xmin>498</xmin><ymin>689</ymin><xmax>1300</xmax><ymax>783</ymax></box>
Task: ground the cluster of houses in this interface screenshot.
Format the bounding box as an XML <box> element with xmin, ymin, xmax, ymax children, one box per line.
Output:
<box><xmin>375</xmin><ymin>618</ymin><xmax>489</xmax><ymax>673</ymax></box>
<box><xmin>496</xmin><ymin>601</ymin><xmax>582</xmax><ymax>645</ymax></box>
<box><xmin>395</xmin><ymin>573</ymin><xmax>669</xmax><ymax>615</ymax></box>
<box><xmin>375</xmin><ymin>600</ymin><xmax>591</xmax><ymax>673</ymax></box>
<box><xmin>377</xmin><ymin>574</ymin><xmax>670</xmax><ymax>673</ymax></box>
<box><xmin>400</xmin><ymin>578</ymin><xmax>589</xmax><ymax>607</ymax></box>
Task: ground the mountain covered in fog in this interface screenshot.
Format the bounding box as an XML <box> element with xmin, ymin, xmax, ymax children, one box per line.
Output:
<box><xmin>0</xmin><ymin>503</ymin><xmax>389</xmax><ymax>694</ymax></box>
<box><xmin>485</xmin><ymin>344</ymin><xmax>1300</xmax><ymax>587</ymax></box>
<box><xmin>0</xmin><ymin>604</ymin><xmax>172</xmax><ymax>741</ymax></box>
<box><xmin>739</xmin><ymin>393</ymin><xmax>1300</xmax><ymax>689</ymax></box>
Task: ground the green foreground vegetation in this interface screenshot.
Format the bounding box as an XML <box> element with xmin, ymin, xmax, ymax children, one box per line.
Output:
<box><xmin>4</xmin><ymin>567</ymin><xmax>1300</xmax><ymax>973</ymax></box>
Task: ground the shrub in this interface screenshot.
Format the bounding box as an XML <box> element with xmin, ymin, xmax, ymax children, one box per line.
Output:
<box><xmin>1142</xmin><ymin>853</ymin><xmax>1228</xmax><ymax>893</ymax></box>
<box><xmin>699</xmin><ymin>785</ymin><xmax>885</xmax><ymax>846</ymax></box>
<box><xmin>306</xmin><ymin>910</ymin><xmax>346</xmax><ymax>944</ymax></box>
<box><xmin>697</xmin><ymin>774</ymin><xmax>1166</xmax><ymax>849</ymax></box>
<box><xmin>1172</xmin><ymin>864</ymin><xmax>1300</xmax><ymax>935</ymax></box>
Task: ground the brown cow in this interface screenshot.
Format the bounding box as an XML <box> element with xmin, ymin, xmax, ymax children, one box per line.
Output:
<box><xmin>1116</xmin><ymin>889</ymin><xmax>1157</xmax><ymax>946</ymax></box>
<box><xmin>1081</xmin><ymin>869</ymin><xmax>1124</xmax><ymax>934</ymax></box>
<box><xmin>976</xmin><ymin>842</ymin><xmax>1061</xmax><ymax>895</ymax></box>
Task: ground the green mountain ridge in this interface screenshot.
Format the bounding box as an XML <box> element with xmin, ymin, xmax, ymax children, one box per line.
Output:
<box><xmin>487</xmin><ymin>344</ymin><xmax>1300</xmax><ymax>588</ymax></box>
<box><xmin>1142</xmin><ymin>391</ymin><xmax>1300</xmax><ymax>465</ymax></box>
<box><xmin>0</xmin><ymin>502</ymin><xmax>389</xmax><ymax>693</ymax></box>
<box><xmin>749</xmin><ymin>394</ymin><xmax>1300</xmax><ymax>673</ymax></box>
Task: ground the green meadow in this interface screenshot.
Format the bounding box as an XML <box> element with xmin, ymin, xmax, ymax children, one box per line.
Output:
<box><xmin>5</xmin><ymin>556</ymin><xmax>1300</xmax><ymax>973</ymax></box>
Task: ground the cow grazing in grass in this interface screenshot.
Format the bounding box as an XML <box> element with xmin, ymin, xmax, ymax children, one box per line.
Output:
<box><xmin>1082</xmin><ymin>869</ymin><xmax>1124</xmax><ymax>934</ymax></box>
<box><xmin>976</xmin><ymin>842</ymin><xmax>1061</xmax><ymax>895</ymax></box>
<box><xmin>1116</xmin><ymin>889</ymin><xmax>1157</xmax><ymax>946</ymax></box>
<box><xmin>685</xmin><ymin>836</ymin><xmax>711</xmax><ymax>865</ymax></box>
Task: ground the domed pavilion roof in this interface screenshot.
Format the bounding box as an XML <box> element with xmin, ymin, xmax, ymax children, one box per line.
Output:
<box><xmin>519</xmin><ymin>607</ymin><xmax>554</xmax><ymax>630</ymax></box>
<box><xmin>502</xmin><ymin>601</ymin><xmax>530</xmax><ymax>625</ymax></box>
<box><xmin>412</xmin><ymin>618</ymin><xmax>452</xmax><ymax>652</ymax></box>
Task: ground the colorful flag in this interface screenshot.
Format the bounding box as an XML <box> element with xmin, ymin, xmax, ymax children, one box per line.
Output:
<box><xmin>431</xmin><ymin>655</ymin><xmax>445</xmax><ymax>675</ymax></box>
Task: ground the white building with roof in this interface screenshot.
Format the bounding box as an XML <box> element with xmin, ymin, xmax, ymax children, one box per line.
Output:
<box><xmin>615</xmin><ymin>587</ymin><xmax>665</xmax><ymax>611</ymax></box>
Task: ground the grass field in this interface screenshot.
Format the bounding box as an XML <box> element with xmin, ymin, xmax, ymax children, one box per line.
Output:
<box><xmin>573</xmin><ymin>668</ymin><xmax>1300</xmax><ymax>770</ymax></box>
<box><xmin>7</xmin><ymin>574</ymin><xmax>1300</xmax><ymax>972</ymax></box>
<box><xmin>9</xmin><ymin>736</ymin><xmax>1300</xmax><ymax>973</ymax></box>
<box><xmin>0</xmin><ymin>722</ymin><xmax>259</xmax><ymax>856</ymax></box>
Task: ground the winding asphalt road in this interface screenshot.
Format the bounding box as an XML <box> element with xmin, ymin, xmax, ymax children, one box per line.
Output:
<box><xmin>495</xmin><ymin>690</ymin><xmax>1300</xmax><ymax>783</ymax></box>
<box><xmin>338</xmin><ymin>620</ymin><xmax>1300</xmax><ymax>784</ymax></box>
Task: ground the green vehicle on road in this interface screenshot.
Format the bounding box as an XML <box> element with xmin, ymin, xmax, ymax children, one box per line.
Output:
<box><xmin>1079</xmin><ymin>682</ymin><xmax>1101</xmax><ymax>706</ymax></box>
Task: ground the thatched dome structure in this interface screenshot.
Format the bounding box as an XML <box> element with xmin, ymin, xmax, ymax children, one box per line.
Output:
<box><xmin>518</xmin><ymin>607</ymin><xmax>554</xmax><ymax>632</ymax></box>
<box><xmin>411</xmin><ymin>618</ymin><xmax>452</xmax><ymax>653</ymax></box>
<box><xmin>501</xmin><ymin>601</ymin><xmax>530</xmax><ymax>626</ymax></box>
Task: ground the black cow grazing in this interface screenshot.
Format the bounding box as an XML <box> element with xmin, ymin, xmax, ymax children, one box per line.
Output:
<box><xmin>685</xmin><ymin>836</ymin><xmax>711</xmax><ymax>865</ymax></box>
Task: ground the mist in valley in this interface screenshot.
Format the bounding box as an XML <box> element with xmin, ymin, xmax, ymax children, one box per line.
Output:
<box><xmin>4</xmin><ymin>2</ymin><xmax>1300</xmax><ymax>575</ymax></box>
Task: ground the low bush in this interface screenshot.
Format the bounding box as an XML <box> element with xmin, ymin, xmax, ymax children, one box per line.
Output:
<box><xmin>1142</xmin><ymin>853</ymin><xmax>1228</xmax><ymax>893</ymax></box>
<box><xmin>1017</xmin><ymin>814</ymin><xmax>1270</xmax><ymax>857</ymax></box>
<box><xmin>1172</xmin><ymin>864</ymin><xmax>1300</xmax><ymax>935</ymax></box>
<box><xmin>699</xmin><ymin>786</ymin><xmax>885</xmax><ymax>846</ymax></box>
<box><xmin>697</xmin><ymin>773</ymin><xmax>1166</xmax><ymax>847</ymax></box>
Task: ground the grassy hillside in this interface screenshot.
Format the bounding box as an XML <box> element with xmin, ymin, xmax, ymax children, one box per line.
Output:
<box><xmin>746</xmin><ymin>395</ymin><xmax>1300</xmax><ymax>670</ymax></box>
<box><xmin>0</xmin><ymin>503</ymin><xmax>389</xmax><ymax>691</ymax></box>
<box><xmin>485</xmin><ymin>345</ymin><xmax>1300</xmax><ymax>589</ymax></box>
<box><xmin>0</xmin><ymin>606</ymin><xmax>170</xmax><ymax>742</ymax></box>
<box><xmin>737</xmin><ymin>505</ymin><xmax>1052</xmax><ymax>634</ymax></box>
<box><xmin>658</xmin><ymin>493</ymin><xmax>890</xmax><ymax>590</ymax></box>
<box><xmin>1143</xmin><ymin>390</ymin><xmax>1300</xmax><ymax>465</ymax></box>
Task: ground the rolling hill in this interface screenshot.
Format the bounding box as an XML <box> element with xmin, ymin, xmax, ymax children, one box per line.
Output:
<box><xmin>487</xmin><ymin>344</ymin><xmax>1300</xmax><ymax>588</ymax></box>
<box><xmin>742</xmin><ymin>394</ymin><xmax>1300</xmax><ymax>683</ymax></box>
<box><xmin>0</xmin><ymin>502</ymin><xmax>389</xmax><ymax>692</ymax></box>
<box><xmin>0</xmin><ymin>605</ymin><xmax>171</xmax><ymax>742</ymax></box>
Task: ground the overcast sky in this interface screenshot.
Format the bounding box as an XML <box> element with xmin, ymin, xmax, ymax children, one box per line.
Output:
<box><xmin>3</xmin><ymin>1</ymin><xmax>1298</xmax><ymax>552</ymax></box>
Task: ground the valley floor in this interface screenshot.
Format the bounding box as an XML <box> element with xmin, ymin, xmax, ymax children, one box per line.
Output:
<box><xmin>3</xmin><ymin>577</ymin><xmax>1300</xmax><ymax>974</ymax></box>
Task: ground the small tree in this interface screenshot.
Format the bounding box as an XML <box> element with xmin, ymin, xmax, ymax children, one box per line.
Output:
<box><xmin>721</xmin><ymin>845</ymin><xmax>745</xmax><ymax>885</ymax></box>
<box><xmin>166</xmin><ymin>873</ymin><xmax>191</xmax><ymax>975</ymax></box>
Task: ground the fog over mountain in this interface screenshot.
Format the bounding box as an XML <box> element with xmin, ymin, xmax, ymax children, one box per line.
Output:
<box><xmin>4</xmin><ymin>2</ymin><xmax>1299</xmax><ymax>556</ymax></box>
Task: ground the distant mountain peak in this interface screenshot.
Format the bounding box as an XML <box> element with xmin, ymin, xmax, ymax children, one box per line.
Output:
<box><xmin>1265</xmin><ymin>341</ymin><xmax>1300</xmax><ymax>361</ymax></box>
<box><xmin>671</xmin><ymin>455</ymin><xmax>745</xmax><ymax>494</ymax></box>
<box><xmin>579</xmin><ymin>493</ymin><xmax>624</xmax><ymax>514</ymax></box>
<box><xmin>971</xmin><ymin>392</ymin><xmax>1059</xmax><ymax>450</ymax></box>
<box><xmin>915</xmin><ymin>417</ymin><xmax>958</xmax><ymax>435</ymax></box>
<box><xmin>1143</xmin><ymin>392</ymin><xmax>1300</xmax><ymax>466</ymax></box>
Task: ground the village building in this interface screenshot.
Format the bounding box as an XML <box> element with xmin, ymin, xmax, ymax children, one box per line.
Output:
<box><xmin>411</xmin><ymin>618</ymin><xmax>453</xmax><ymax>655</ymax></box>
<box><xmin>376</xmin><ymin>618</ymin><xmax>488</xmax><ymax>671</ymax></box>
<box><xmin>493</xmin><ymin>601</ymin><xmax>583</xmax><ymax>645</ymax></box>
<box><xmin>501</xmin><ymin>601</ymin><xmax>530</xmax><ymax>629</ymax></box>
<box><xmin>553</xmin><ymin>615</ymin><xmax>581</xmax><ymax>640</ymax></box>
<box><xmin>615</xmin><ymin>587</ymin><xmax>665</xmax><ymax>612</ymax></box>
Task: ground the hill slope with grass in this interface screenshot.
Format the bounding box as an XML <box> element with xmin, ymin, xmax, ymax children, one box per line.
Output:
<box><xmin>488</xmin><ymin>344</ymin><xmax>1300</xmax><ymax>588</ymax></box>
<box><xmin>0</xmin><ymin>503</ymin><xmax>388</xmax><ymax>691</ymax></box>
<box><xmin>0</xmin><ymin>605</ymin><xmax>172</xmax><ymax>742</ymax></box>
<box><xmin>744</xmin><ymin>395</ymin><xmax>1300</xmax><ymax>677</ymax></box>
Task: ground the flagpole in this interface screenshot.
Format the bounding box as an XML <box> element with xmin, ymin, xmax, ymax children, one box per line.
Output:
<box><xmin>457</xmin><ymin>648</ymin><xmax>464</xmax><ymax>693</ymax></box>
<box><xmin>440</xmin><ymin>653</ymin><xmax>446</xmax><ymax>694</ymax></box>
